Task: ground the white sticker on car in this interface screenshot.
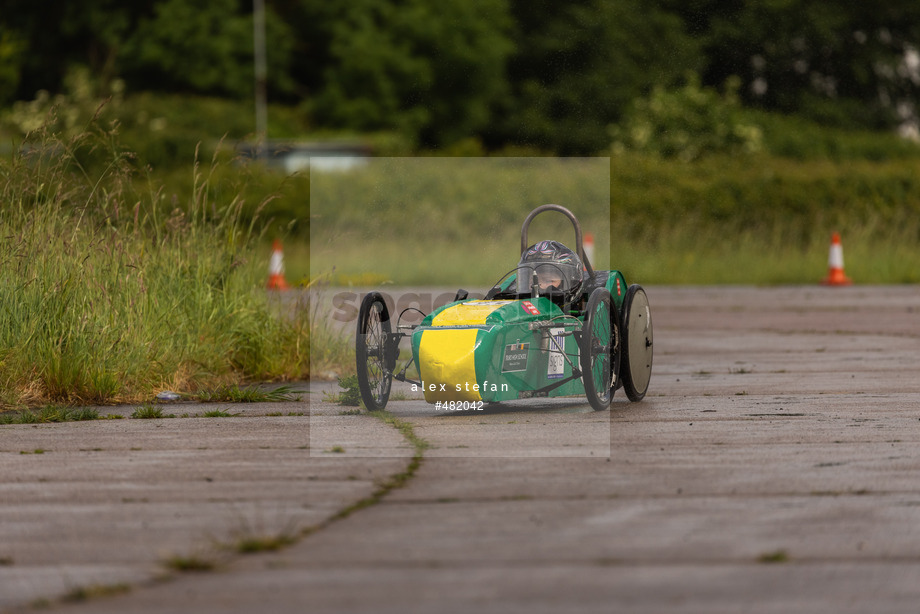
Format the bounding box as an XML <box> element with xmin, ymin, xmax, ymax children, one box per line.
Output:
<box><xmin>547</xmin><ymin>327</ymin><xmax>565</xmax><ymax>379</ymax></box>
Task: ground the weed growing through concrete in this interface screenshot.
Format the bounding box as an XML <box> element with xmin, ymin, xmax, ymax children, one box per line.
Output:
<box><xmin>163</xmin><ymin>554</ymin><xmax>217</xmax><ymax>572</ymax></box>
<box><xmin>1</xmin><ymin>410</ymin><xmax>27</xmax><ymax>425</ymax></box>
<box><xmin>2</xmin><ymin>410</ymin><xmax>35</xmax><ymax>424</ymax></box>
<box><xmin>322</xmin><ymin>375</ymin><xmax>360</xmax><ymax>406</ymax></box>
<box><xmin>124</xmin><ymin>406</ymin><xmax>432</xmax><ymax>604</ymax></box>
<box><xmin>69</xmin><ymin>407</ymin><xmax>100</xmax><ymax>420</ymax></box>
<box><xmin>324</xmin><ymin>375</ymin><xmax>414</xmax><ymax>409</ymax></box>
<box><xmin>131</xmin><ymin>405</ymin><xmax>174</xmax><ymax>419</ymax></box>
<box><xmin>0</xmin><ymin>406</ymin><xmax>99</xmax><ymax>424</ymax></box>
<box><xmin>758</xmin><ymin>549</ymin><xmax>790</xmax><ymax>563</ymax></box>
<box><xmin>235</xmin><ymin>533</ymin><xmax>297</xmax><ymax>554</ymax></box>
<box><xmin>327</xmin><ymin>411</ymin><xmax>429</xmax><ymax>522</ymax></box>
<box><xmin>62</xmin><ymin>583</ymin><xmax>131</xmax><ymax>603</ymax></box>
<box><xmin>37</xmin><ymin>406</ymin><xmax>71</xmax><ymax>422</ymax></box>
<box><xmin>202</xmin><ymin>409</ymin><xmax>236</xmax><ymax>418</ymax></box>
<box><xmin>336</xmin><ymin>375</ymin><xmax>362</xmax><ymax>406</ymax></box>
<box><xmin>197</xmin><ymin>384</ymin><xmax>302</xmax><ymax>403</ymax></box>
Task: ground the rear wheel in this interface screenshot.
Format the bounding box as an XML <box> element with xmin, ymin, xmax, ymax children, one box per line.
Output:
<box><xmin>580</xmin><ymin>288</ymin><xmax>620</xmax><ymax>411</ymax></box>
<box><xmin>621</xmin><ymin>284</ymin><xmax>653</xmax><ymax>402</ymax></box>
<box><xmin>356</xmin><ymin>292</ymin><xmax>393</xmax><ymax>410</ymax></box>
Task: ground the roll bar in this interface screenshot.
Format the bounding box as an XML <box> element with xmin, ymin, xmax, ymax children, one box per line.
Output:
<box><xmin>520</xmin><ymin>204</ymin><xmax>594</xmax><ymax>277</ymax></box>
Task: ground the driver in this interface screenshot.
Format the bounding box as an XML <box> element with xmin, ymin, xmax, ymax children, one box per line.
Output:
<box><xmin>518</xmin><ymin>240</ymin><xmax>585</xmax><ymax>297</ymax></box>
<box><xmin>536</xmin><ymin>270</ymin><xmax>564</xmax><ymax>291</ymax></box>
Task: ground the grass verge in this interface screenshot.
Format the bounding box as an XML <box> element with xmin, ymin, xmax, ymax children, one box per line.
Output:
<box><xmin>308</xmin><ymin>153</ymin><xmax>920</xmax><ymax>286</ymax></box>
<box><xmin>0</xmin><ymin>121</ymin><xmax>310</xmax><ymax>408</ymax></box>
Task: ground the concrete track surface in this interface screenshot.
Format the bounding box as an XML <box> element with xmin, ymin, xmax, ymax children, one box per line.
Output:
<box><xmin>3</xmin><ymin>286</ymin><xmax>920</xmax><ymax>613</ymax></box>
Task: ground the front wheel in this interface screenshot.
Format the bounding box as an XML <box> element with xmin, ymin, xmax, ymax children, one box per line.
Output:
<box><xmin>621</xmin><ymin>284</ymin><xmax>653</xmax><ymax>402</ymax></box>
<box><xmin>356</xmin><ymin>292</ymin><xmax>393</xmax><ymax>410</ymax></box>
<box><xmin>580</xmin><ymin>287</ymin><xmax>620</xmax><ymax>411</ymax></box>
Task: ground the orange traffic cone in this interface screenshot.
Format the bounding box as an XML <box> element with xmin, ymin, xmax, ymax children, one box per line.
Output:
<box><xmin>266</xmin><ymin>239</ymin><xmax>290</xmax><ymax>290</ymax></box>
<box><xmin>821</xmin><ymin>232</ymin><xmax>852</xmax><ymax>286</ymax></box>
<box><xmin>583</xmin><ymin>232</ymin><xmax>595</xmax><ymax>269</ymax></box>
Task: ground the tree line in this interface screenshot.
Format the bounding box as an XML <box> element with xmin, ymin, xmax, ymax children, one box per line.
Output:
<box><xmin>2</xmin><ymin>0</ymin><xmax>919</xmax><ymax>153</ymax></box>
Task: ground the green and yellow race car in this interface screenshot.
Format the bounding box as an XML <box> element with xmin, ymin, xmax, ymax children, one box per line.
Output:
<box><xmin>356</xmin><ymin>204</ymin><xmax>653</xmax><ymax>411</ymax></box>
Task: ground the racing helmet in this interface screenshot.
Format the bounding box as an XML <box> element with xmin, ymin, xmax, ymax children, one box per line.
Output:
<box><xmin>517</xmin><ymin>240</ymin><xmax>585</xmax><ymax>296</ymax></box>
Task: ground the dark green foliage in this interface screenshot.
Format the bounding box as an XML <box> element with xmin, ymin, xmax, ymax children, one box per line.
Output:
<box><xmin>120</xmin><ymin>0</ymin><xmax>294</xmax><ymax>98</ymax></box>
<box><xmin>671</xmin><ymin>0</ymin><xmax>920</xmax><ymax>130</ymax></box>
<box><xmin>307</xmin><ymin>0</ymin><xmax>513</xmax><ymax>148</ymax></box>
<box><xmin>492</xmin><ymin>0</ymin><xmax>702</xmax><ymax>154</ymax></box>
<box><xmin>0</xmin><ymin>0</ymin><xmax>141</xmax><ymax>102</ymax></box>
<box><xmin>0</xmin><ymin>30</ymin><xmax>25</xmax><ymax>104</ymax></box>
<box><xmin>2</xmin><ymin>1</ymin><xmax>920</xmax><ymax>153</ymax></box>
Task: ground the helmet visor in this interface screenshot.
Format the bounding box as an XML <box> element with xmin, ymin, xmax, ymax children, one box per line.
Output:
<box><xmin>516</xmin><ymin>262</ymin><xmax>573</xmax><ymax>292</ymax></box>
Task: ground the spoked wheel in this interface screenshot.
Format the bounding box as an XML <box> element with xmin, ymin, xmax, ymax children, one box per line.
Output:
<box><xmin>621</xmin><ymin>284</ymin><xmax>653</xmax><ymax>402</ymax></box>
<box><xmin>580</xmin><ymin>287</ymin><xmax>620</xmax><ymax>411</ymax></box>
<box><xmin>356</xmin><ymin>292</ymin><xmax>394</xmax><ymax>410</ymax></box>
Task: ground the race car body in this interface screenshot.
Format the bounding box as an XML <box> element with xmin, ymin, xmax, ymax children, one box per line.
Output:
<box><xmin>410</xmin><ymin>269</ymin><xmax>627</xmax><ymax>403</ymax></box>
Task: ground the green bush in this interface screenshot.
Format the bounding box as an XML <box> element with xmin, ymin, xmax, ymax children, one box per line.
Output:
<box><xmin>610</xmin><ymin>75</ymin><xmax>762</xmax><ymax>161</ymax></box>
<box><xmin>751</xmin><ymin>110</ymin><xmax>920</xmax><ymax>161</ymax></box>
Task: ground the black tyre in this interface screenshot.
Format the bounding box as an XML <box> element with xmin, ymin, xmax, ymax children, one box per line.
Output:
<box><xmin>621</xmin><ymin>284</ymin><xmax>653</xmax><ymax>402</ymax></box>
<box><xmin>580</xmin><ymin>287</ymin><xmax>620</xmax><ymax>411</ymax></box>
<box><xmin>356</xmin><ymin>292</ymin><xmax>393</xmax><ymax>410</ymax></box>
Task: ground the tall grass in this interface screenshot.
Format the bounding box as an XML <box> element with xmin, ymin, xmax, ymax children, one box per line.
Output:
<box><xmin>305</xmin><ymin>276</ymin><xmax>354</xmax><ymax>379</ymax></box>
<box><xmin>0</xmin><ymin>120</ymin><xmax>308</xmax><ymax>407</ymax></box>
